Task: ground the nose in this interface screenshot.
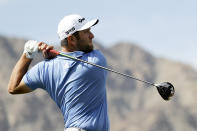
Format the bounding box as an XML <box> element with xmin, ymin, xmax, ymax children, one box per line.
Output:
<box><xmin>89</xmin><ymin>31</ymin><xmax>94</xmax><ymax>39</ymax></box>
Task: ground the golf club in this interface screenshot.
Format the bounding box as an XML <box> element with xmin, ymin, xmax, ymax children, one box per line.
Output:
<box><xmin>49</xmin><ymin>49</ymin><xmax>175</xmax><ymax>101</ymax></box>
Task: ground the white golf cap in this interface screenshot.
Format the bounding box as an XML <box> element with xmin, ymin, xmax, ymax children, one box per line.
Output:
<box><xmin>57</xmin><ymin>14</ymin><xmax>99</xmax><ymax>40</ymax></box>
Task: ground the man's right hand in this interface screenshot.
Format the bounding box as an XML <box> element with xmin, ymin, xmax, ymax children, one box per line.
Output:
<box><xmin>38</xmin><ymin>42</ymin><xmax>57</xmax><ymax>59</ymax></box>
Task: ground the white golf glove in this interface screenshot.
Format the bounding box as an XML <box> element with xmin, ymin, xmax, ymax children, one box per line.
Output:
<box><xmin>23</xmin><ymin>40</ymin><xmax>39</xmax><ymax>59</ymax></box>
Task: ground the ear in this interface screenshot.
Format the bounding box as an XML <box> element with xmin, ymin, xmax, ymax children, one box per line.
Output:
<box><xmin>66</xmin><ymin>35</ymin><xmax>78</xmax><ymax>51</ymax></box>
<box><xmin>67</xmin><ymin>35</ymin><xmax>77</xmax><ymax>44</ymax></box>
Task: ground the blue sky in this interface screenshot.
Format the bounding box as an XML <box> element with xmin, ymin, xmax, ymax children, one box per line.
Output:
<box><xmin>0</xmin><ymin>0</ymin><xmax>197</xmax><ymax>69</ymax></box>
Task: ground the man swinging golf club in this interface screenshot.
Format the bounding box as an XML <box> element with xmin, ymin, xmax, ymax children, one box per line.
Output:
<box><xmin>8</xmin><ymin>14</ymin><xmax>110</xmax><ymax>131</ymax></box>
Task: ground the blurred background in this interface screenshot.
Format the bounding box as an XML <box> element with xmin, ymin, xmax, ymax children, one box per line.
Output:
<box><xmin>0</xmin><ymin>0</ymin><xmax>197</xmax><ymax>131</ymax></box>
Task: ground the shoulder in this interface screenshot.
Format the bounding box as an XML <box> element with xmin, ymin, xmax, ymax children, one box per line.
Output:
<box><xmin>29</xmin><ymin>58</ymin><xmax>56</xmax><ymax>73</ymax></box>
<box><xmin>85</xmin><ymin>50</ymin><xmax>107</xmax><ymax>66</ymax></box>
<box><xmin>88</xmin><ymin>50</ymin><xmax>105</xmax><ymax>59</ymax></box>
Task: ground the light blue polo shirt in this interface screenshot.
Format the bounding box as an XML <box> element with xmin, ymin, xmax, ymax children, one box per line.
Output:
<box><xmin>23</xmin><ymin>50</ymin><xmax>109</xmax><ymax>131</ymax></box>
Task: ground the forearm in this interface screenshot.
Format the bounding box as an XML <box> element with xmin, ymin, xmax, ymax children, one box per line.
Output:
<box><xmin>8</xmin><ymin>54</ymin><xmax>32</xmax><ymax>93</ymax></box>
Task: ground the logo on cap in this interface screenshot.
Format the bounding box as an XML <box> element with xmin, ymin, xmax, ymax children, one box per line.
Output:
<box><xmin>78</xmin><ymin>18</ymin><xmax>85</xmax><ymax>23</ymax></box>
<box><xmin>65</xmin><ymin>27</ymin><xmax>75</xmax><ymax>35</ymax></box>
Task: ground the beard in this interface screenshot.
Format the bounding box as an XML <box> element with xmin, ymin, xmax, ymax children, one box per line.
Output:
<box><xmin>76</xmin><ymin>40</ymin><xmax>94</xmax><ymax>53</ymax></box>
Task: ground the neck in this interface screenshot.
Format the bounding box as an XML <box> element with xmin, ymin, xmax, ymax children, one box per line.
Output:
<box><xmin>61</xmin><ymin>47</ymin><xmax>69</xmax><ymax>53</ymax></box>
<box><xmin>61</xmin><ymin>46</ymin><xmax>78</xmax><ymax>53</ymax></box>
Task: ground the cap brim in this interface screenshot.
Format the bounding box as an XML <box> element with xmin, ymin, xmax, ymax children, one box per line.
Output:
<box><xmin>78</xmin><ymin>19</ymin><xmax>99</xmax><ymax>31</ymax></box>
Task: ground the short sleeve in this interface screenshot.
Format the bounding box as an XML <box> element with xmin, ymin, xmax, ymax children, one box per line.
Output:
<box><xmin>23</xmin><ymin>62</ymin><xmax>45</xmax><ymax>90</ymax></box>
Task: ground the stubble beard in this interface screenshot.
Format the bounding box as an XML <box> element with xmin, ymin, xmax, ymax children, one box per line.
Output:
<box><xmin>76</xmin><ymin>40</ymin><xmax>94</xmax><ymax>53</ymax></box>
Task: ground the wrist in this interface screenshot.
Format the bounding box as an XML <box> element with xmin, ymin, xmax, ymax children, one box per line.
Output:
<box><xmin>22</xmin><ymin>53</ymin><xmax>33</xmax><ymax>62</ymax></box>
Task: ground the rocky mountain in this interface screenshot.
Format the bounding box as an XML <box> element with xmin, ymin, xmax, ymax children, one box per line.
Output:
<box><xmin>0</xmin><ymin>35</ymin><xmax>197</xmax><ymax>131</ymax></box>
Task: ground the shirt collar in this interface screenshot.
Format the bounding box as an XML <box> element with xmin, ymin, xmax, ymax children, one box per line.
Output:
<box><xmin>57</xmin><ymin>51</ymin><xmax>84</xmax><ymax>59</ymax></box>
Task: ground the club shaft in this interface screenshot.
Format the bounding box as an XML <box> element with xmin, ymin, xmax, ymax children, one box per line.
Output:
<box><xmin>51</xmin><ymin>50</ymin><xmax>156</xmax><ymax>87</ymax></box>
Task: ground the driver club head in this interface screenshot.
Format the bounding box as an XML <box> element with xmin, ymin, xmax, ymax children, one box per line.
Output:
<box><xmin>156</xmin><ymin>82</ymin><xmax>175</xmax><ymax>101</ymax></box>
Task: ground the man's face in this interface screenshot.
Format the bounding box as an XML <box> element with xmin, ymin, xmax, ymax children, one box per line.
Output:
<box><xmin>75</xmin><ymin>28</ymin><xmax>94</xmax><ymax>53</ymax></box>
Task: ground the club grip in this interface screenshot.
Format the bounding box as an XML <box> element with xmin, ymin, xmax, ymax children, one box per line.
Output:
<box><xmin>49</xmin><ymin>49</ymin><xmax>60</xmax><ymax>55</ymax></box>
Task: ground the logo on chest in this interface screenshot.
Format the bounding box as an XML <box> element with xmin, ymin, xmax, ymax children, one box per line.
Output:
<box><xmin>64</xmin><ymin>63</ymin><xmax>70</xmax><ymax>69</ymax></box>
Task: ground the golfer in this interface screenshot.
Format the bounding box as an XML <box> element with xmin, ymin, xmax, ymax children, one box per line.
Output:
<box><xmin>8</xmin><ymin>14</ymin><xmax>109</xmax><ymax>131</ymax></box>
